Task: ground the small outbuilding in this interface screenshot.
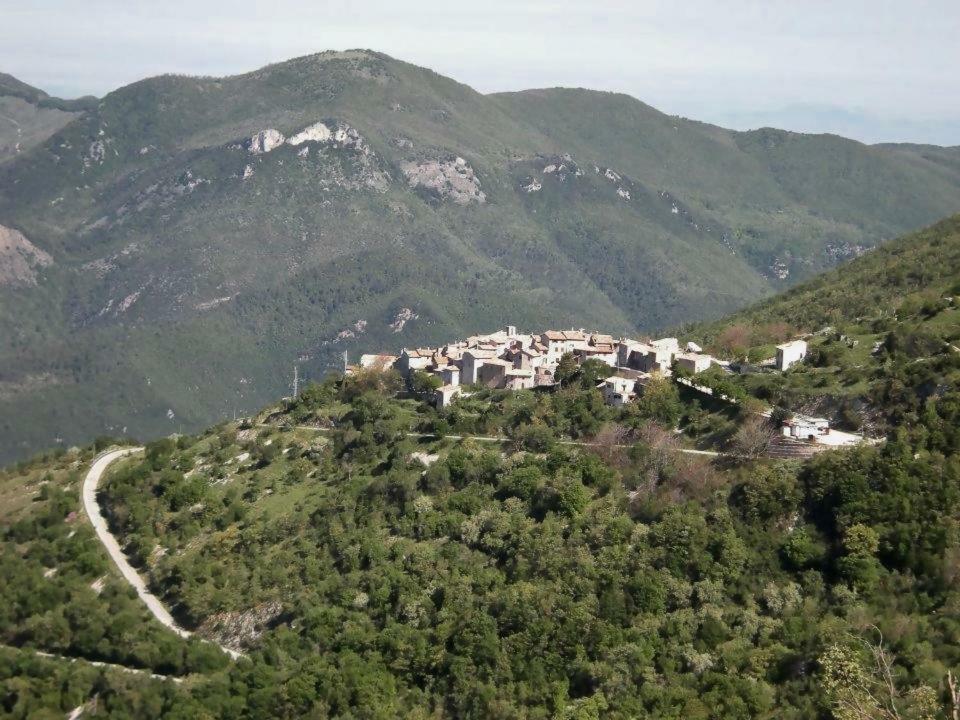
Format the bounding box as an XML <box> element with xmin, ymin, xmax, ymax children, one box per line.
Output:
<box><xmin>782</xmin><ymin>413</ymin><xmax>829</xmax><ymax>440</ymax></box>
<box><xmin>775</xmin><ymin>340</ymin><xmax>808</xmax><ymax>371</ymax></box>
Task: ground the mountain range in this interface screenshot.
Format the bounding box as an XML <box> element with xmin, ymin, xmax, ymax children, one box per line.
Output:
<box><xmin>2</xmin><ymin>49</ymin><xmax>959</xmax><ymax>463</ymax></box>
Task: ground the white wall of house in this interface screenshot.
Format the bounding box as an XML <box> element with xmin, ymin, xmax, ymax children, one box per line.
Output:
<box><xmin>461</xmin><ymin>351</ymin><xmax>495</xmax><ymax>384</ymax></box>
<box><xmin>439</xmin><ymin>367</ymin><xmax>460</xmax><ymax>387</ymax></box>
<box><xmin>776</xmin><ymin>340</ymin><xmax>808</xmax><ymax>371</ymax></box>
<box><xmin>398</xmin><ymin>351</ymin><xmax>431</xmax><ymax>377</ymax></box>
<box><xmin>676</xmin><ymin>353</ymin><xmax>712</xmax><ymax>374</ymax></box>
<box><xmin>601</xmin><ymin>376</ymin><xmax>636</xmax><ymax>406</ymax></box>
<box><xmin>435</xmin><ymin>385</ymin><xmax>462</xmax><ymax>408</ymax></box>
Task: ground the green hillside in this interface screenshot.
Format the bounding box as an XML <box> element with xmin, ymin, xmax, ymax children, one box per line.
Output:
<box><xmin>0</xmin><ymin>74</ymin><xmax>90</xmax><ymax>164</ymax></box>
<box><xmin>2</xmin><ymin>214</ymin><xmax>960</xmax><ymax>716</ymax></box>
<box><xmin>689</xmin><ymin>214</ymin><xmax>960</xmax><ymax>333</ymax></box>
<box><xmin>2</xmin><ymin>50</ymin><xmax>960</xmax><ymax>463</ymax></box>
<box><xmin>683</xmin><ymin>214</ymin><xmax>960</xmax><ymax>435</ymax></box>
<box><xmin>3</xmin><ymin>352</ymin><xmax>958</xmax><ymax>717</ymax></box>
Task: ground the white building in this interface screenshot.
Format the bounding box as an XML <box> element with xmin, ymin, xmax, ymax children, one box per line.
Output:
<box><xmin>435</xmin><ymin>384</ymin><xmax>462</xmax><ymax>408</ymax></box>
<box><xmin>540</xmin><ymin>329</ymin><xmax>586</xmax><ymax>363</ymax></box>
<box><xmin>782</xmin><ymin>413</ymin><xmax>829</xmax><ymax>440</ymax></box>
<box><xmin>599</xmin><ymin>375</ymin><xmax>638</xmax><ymax>406</ymax></box>
<box><xmin>437</xmin><ymin>365</ymin><xmax>460</xmax><ymax>387</ymax></box>
<box><xmin>776</xmin><ymin>340</ymin><xmax>808</xmax><ymax>371</ymax></box>
<box><xmin>652</xmin><ymin>337</ymin><xmax>679</xmax><ymax>354</ymax></box>
<box><xmin>674</xmin><ymin>352</ymin><xmax>712</xmax><ymax>375</ymax></box>
<box><xmin>574</xmin><ymin>333</ymin><xmax>618</xmax><ymax>366</ymax></box>
<box><xmin>359</xmin><ymin>354</ymin><xmax>397</xmax><ymax>370</ymax></box>
<box><xmin>461</xmin><ymin>349</ymin><xmax>497</xmax><ymax>385</ymax></box>
<box><xmin>397</xmin><ymin>348</ymin><xmax>433</xmax><ymax>376</ymax></box>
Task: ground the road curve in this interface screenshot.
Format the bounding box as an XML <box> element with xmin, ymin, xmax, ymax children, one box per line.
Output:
<box><xmin>82</xmin><ymin>448</ymin><xmax>243</xmax><ymax>660</ymax></box>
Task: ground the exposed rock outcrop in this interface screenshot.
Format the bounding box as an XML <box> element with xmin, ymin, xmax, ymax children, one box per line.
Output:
<box><xmin>197</xmin><ymin>600</ymin><xmax>284</xmax><ymax>650</ymax></box>
<box><xmin>286</xmin><ymin>122</ymin><xmax>332</xmax><ymax>146</ymax></box>
<box><xmin>402</xmin><ymin>156</ymin><xmax>485</xmax><ymax>205</ymax></box>
<box><xmin>0</xmin><ymin>224</ymin><xmax>53</xmax><ymax>286</ymax></box>
<box><xmin>248</xmin><ymin>128</ymin><xmax>286</xmax><ymax>154</ymax></box>
<box><xmin>390</xmin><ymin>307</ymin><xmax>418</xmax><ymax>332</ymax></box>
<box><xmin>522</xmin><ymin>177</ymin><xmax>542</xmax><ymax>193</ymax></box>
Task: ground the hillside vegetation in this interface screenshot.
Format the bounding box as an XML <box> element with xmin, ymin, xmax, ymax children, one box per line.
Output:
<box><xmin>1</xmin><ymin>51</ymin><xmax>960</xmax><ymax>462</ymax></box>
<box><xmin>683</xmin><ymin>215</ymin><xmax>960</xmax><ymax>436</ymax></box>
<box><xmin>691</xmin><ymin>214</ymin><xmax>960</xmax><ymax>334</ymax></box>
<box><xmin>3</xmin><ymin>219</ymin><xmax>960</xmax><ymax>715</ymax></box>
<box><xmin>0</xmin><ymin>73</ymin><xmax>93</xmax><ymax>164</ymax></box>
<box><xmin>2</xmin><ymin>366</ymin><xmax>956</xmax><ymax>717</ymax></box>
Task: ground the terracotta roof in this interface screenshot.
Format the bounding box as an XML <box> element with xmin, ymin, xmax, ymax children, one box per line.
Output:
<box><xmin>579</xmin><ymin>343</ymin><xmax>614</xmax><ymax>353</ymax></box>
<box><xmin>543</xmin><ymin>330</ymin><xmax>566</xmax><ymax>341</ymax></box>
<box><xmin>591</xmin><ymin>334</ymin><xmax>615</xmax><ymax>345</ymax></box>
<box><xmin>464</xmin><ymin>349</ymin><xmax>497</xmax><ymax>359</ymax></box>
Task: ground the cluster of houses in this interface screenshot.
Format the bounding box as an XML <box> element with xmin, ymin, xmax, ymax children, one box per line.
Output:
<box><xmin>354</xmin><ymin>325</ymin><xmax>721</xmax><ymax>409</ymax></box>
<box><xmin>347</xmin><ymin>324</ymin><xmax>855</xmax><ymax>447</ymax></box>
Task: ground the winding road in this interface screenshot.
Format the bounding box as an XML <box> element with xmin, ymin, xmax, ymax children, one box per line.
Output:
<box><xmin>81</xmin><ymin>448</ymin><xmax>243</xmax><ymax>660</ymax></box>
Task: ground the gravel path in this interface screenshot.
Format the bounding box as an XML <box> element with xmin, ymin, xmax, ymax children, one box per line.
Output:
<box><xmin>81</xmin><ymin>448</ymin><xmax>243</xmax><ymax>660</ymax></box>
<box><xmin>263</xmin><ymin>424</ymin><xmax>722</xmax><ymax>457</ymax></box>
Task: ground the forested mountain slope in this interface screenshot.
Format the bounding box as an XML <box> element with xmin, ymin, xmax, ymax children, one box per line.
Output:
<box><xmin>2</xmin><ymin>50</ymin><xmax>959</xmax><ymax>463</ymax></box>
<box><xmin>690</xmin><ymin>214</ymin><xmax>960</xmax><ymax>334</ymax></box>
<box><xmin>0</xmin><ymin>73</ymin><xmax>94</xmax><ymax>164</ymax></box>
<box><xmin>683</xmin><ymin>214</ymin><xmax>960</xmax><ymax>439</ymax></box>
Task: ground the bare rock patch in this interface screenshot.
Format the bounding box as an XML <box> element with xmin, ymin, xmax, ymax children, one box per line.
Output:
<box><xmin>402</xmin><ymin>156</ymin><xmax>485</xmax><ymax>205</ymax></box>
<box><xmin>0</xmin><ymin>224</ymin><xmax>53</xmax><ymax>286</ymax></box>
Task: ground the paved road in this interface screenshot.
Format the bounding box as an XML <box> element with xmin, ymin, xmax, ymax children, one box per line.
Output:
<box><xmin>82</xmin><ymin>449</ymin><xmax>243</xmax><ymax>660</ymax></box>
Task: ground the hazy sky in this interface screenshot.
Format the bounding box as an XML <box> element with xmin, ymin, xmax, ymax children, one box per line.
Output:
<box><xmin>3</xmin><ymin>0</ymin><xmax>958</xmax><ymax>144</ymax></box>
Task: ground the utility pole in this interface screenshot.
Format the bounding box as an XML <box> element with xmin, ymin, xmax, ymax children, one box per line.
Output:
<box><xmin>292</xmin><ymin>364</ymin><xmax>299</xmax><ymax>399</ymax></box>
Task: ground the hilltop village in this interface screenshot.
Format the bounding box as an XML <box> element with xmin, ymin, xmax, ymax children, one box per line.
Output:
<box><xmin>353</xmin><ymin>326</ymin><xmax>825</xmax><ymax>436</ymax></box>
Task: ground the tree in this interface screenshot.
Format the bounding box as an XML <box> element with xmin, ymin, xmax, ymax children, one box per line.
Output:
<box><xmin>730</xmin><ymin>416</ymin><xmax>776</xmax><ymax>459</ymax></box>
<box><xmin>555</xmin><ymin>352</ymin><xmax>579</xmax><ymax>385</ymax></box>
<box><xmin>633</xmin><ymin>376</ymin><xmax>682</xmax><ymax>427</ymax></box>
<box><xmin>716</xmin><ymin>324</ymin><xmax>752</xmax><ymax>359</ymax></box>
<box><xmin>578</xmin><ymin>359</ymin><xmax>611</xmax><ymax>389</ymax></box>
<box><xmin>820</xmin><ymin>629</ymin><xmax>943</xmax><ymax>720</ymax></box>
<box><xmin>510</xmin><ymin>423</ymin><xmax>556</xmax><ymax>453</ymax></box>
<box><xmin>342</xmin><ymin>367</ymin><xmax>403</xmax><ymax>401</ymax></box>
<box><xmin>838</xmin><ymin>523</ymin><xmax>882</xmax><ymax>590</ymax></box>
<box><xmin>410</xmin><ymin>370</ymin><xmax>442</xmax><ymax>396</ymax></box>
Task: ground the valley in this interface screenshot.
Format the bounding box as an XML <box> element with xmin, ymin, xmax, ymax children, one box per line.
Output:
<box><xmin>2</xmin><ymin>50</ymin><xmax>960</xmax><ymax>463</ymax></box>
